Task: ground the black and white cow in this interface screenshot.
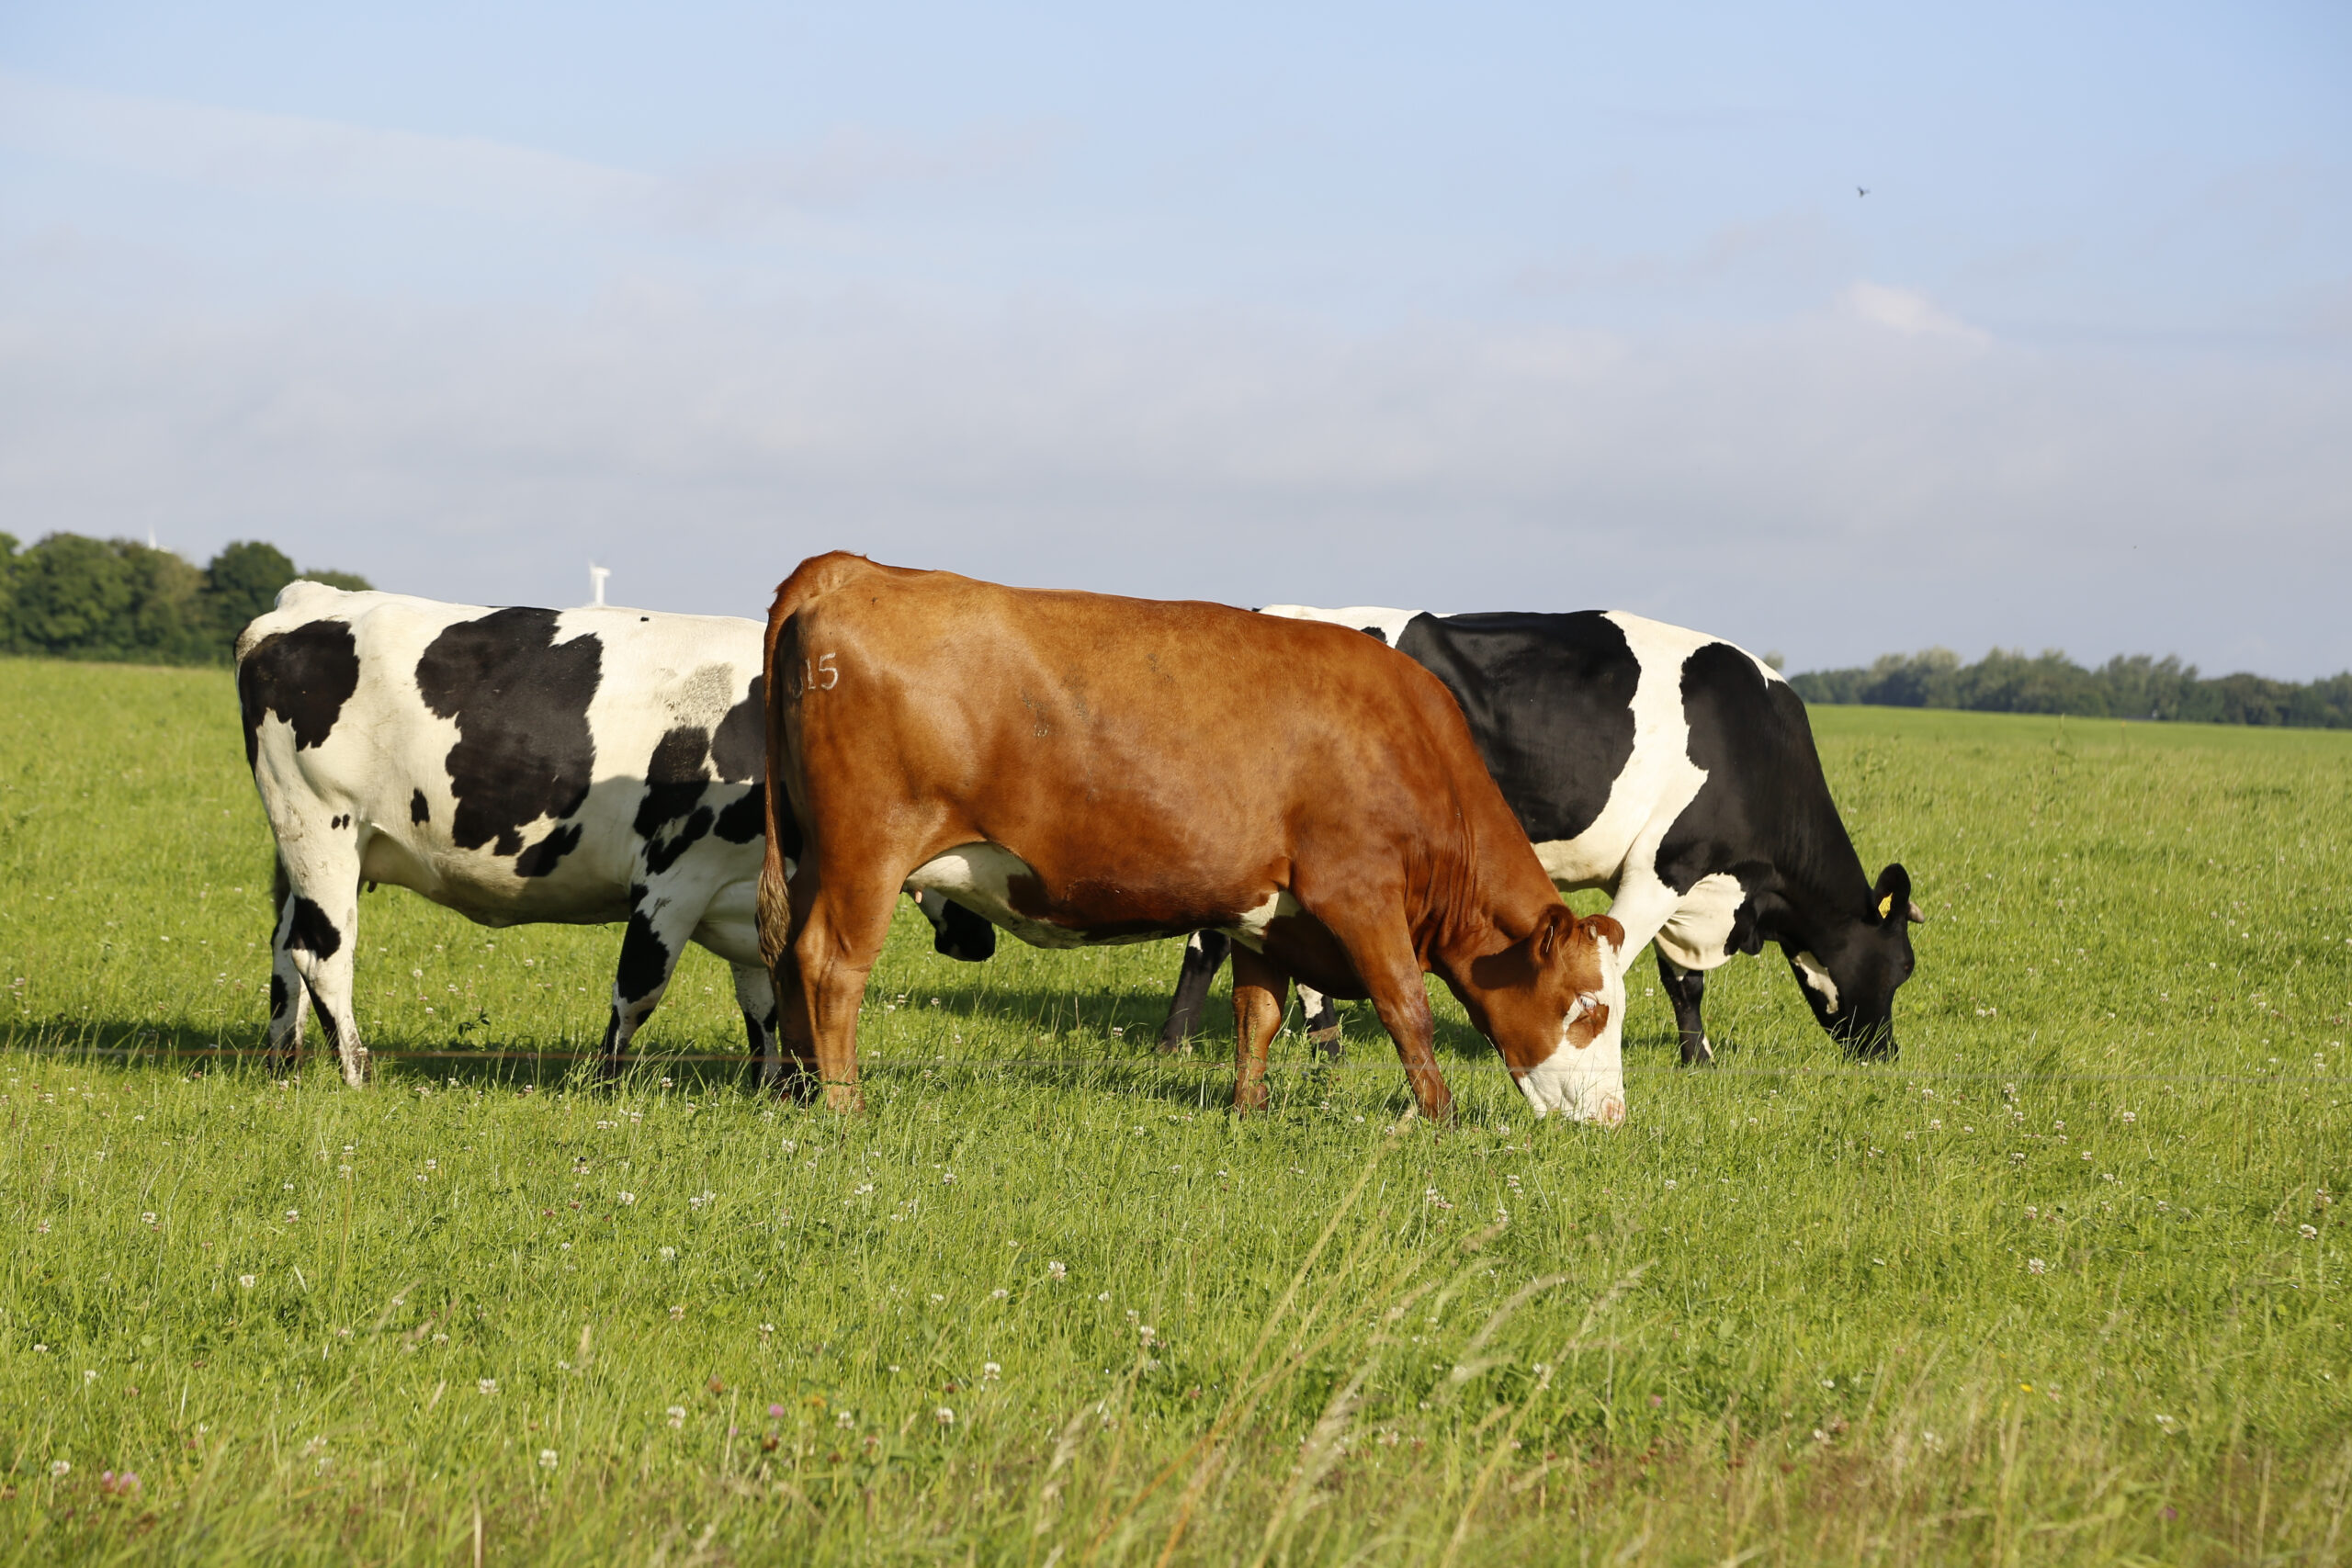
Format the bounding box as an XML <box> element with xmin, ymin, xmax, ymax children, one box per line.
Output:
<box><xmin>1159</xmin><ymin>607</ymin><xmax>1924</xmax><ymax>1062</ymax></box>
<box><xmin>236</xmin><ymin>583</ymin><xmax>992</xmax><ymax>1086</ymax></box>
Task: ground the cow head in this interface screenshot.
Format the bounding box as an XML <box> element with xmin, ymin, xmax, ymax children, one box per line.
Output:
<box><xmin>1785</xmin><ymin>863</ymin><xmax>1921</xmax><ymax>1058</ymax></box>
<box><xmin>1464</xmin><ymin>906</ymin><xmax>1629</xmax><ymax>1126</ymax></box>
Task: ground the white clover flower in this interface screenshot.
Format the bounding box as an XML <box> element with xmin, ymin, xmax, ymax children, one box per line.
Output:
<box><xmin>1046</xmin><ymin>1261</ymin><xmax>1067</xmax><ymax>1280</ymax></box>
<box><xmin>836</xmin><ymin>1410</ymin><xmax>855</xmax><ymax>1428</ymax></box>
<box><xmin>660</xmin><ymin>1247</ymin><xmax>677</xmax><ymax>1261</ymax></box>
<box><xmin>935</xmin><ymin>1407</ymin><xmax>955</xmax><ymax>1426</ymax></box>
<box><xmin>667</xmin><ymin>1405</ymin><xmax>686</xmax><ymax>1429</ymax></box>
<box><xmin>617</xmin><ymin>1192</ymin><xmax>637</xmax><ymax>1206</ymax></box>
<box><xmin>239</xmin><ymin>1274</ymin><xmax>257</xmax><ymax>1289</ymax></box>
<box><xmin>50</xmin><ymin>1461</ymin><xmax>70</xmax><ymax>1477</ymax></box>
<box><xmin>2028</xmin><ymin>1258</ymin><xmax>2048</xmax><ymax>1275</ymax></box>
<box><xmin>538</xmin><ymin>1450</ymin><xmax>558</xmax><ymax>1469</ymax></box>
<box><xmin>2301</xmin><ymin>1224</ymin><xmax>2320</xmax><ymax>1239</ymax></box>
<box><xmin>669</xmin><ymin>1304</ymin><xmax>685</xmax><ymax>1321</ymax></box>
<box><xmin>982</xmin><ymin>1361</ymin><xmax>1001</xmax><ymax>1381</ymax></box>
<box><xmin>478</xmin><ymin>1379</ymin><xmax>498</xmax><ymax>1395</ymax></box>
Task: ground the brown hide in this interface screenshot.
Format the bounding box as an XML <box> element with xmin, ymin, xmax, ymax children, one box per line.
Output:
<box><xmin>757</xmin><ymin>552</ymin><xmax>1624</xmax><ymax>1124</ymax></box>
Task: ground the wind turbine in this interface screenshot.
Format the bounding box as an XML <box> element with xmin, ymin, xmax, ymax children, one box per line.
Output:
<box><xmin>589</xmin><ymin>563</ymin><xmax>611</xmax><ymax>608</ymax></box>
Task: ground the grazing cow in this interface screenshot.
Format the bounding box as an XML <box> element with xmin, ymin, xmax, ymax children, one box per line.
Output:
<box><xmin>236</xmin><ymin>583</ymin><xmax>994</xmax><ymax>1086</ymax></box>
<box><xmin>1159</xmin><ymin>608</ymin><xmax>1923</xmax><ymax>1062</ymax></box>
<box><xmin>756</xmin><ymin>553</ymin><xmax>1630</xmax><ymax>1126</ymax></box>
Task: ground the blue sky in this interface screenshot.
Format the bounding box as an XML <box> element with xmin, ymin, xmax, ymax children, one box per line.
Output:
<box><xmin>3</xmin><ymin>2</ymin><xmax>2346</xmax><ymax>673</ymax></box>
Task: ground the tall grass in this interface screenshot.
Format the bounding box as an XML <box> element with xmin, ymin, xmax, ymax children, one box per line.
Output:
<box><xmin>1</xmin><ymin>658</ymin><xmax>2347</xmax><ymax>1563</ymax></box>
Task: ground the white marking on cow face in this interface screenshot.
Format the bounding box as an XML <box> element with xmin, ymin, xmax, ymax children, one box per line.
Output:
<box><xmin>1654</xmin><ymin>872</ymin><xmax>1747</xmax><ymax>971</ymax></box>
<box><xmin>1513</xmin><ymin>927</ymin><xmax>1628</xmax><ymax>1127</ymax></box>
<box><xmin>1220</xmin><ymin>888</ymin><xmax>1301</xmax><ymax>953</ymax></box>
<box><xmin>1792</xmin><ymin>950</ymin><xmax>1840</xmax><ymax>1015</ymax></box>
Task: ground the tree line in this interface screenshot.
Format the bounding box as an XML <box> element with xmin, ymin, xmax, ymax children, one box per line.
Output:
<box><xmin>0</xmin><ymin>533</ymin><xmax>370</xmax><ymax>666</ymax></box>
<box><xmin>5</xmin><ymin>530</ymin><xmax>2346</xmax><ymax>728</ymax></box>
<box><xmin>1788</xmin><ymin>647</ymin><xmax>2352</xmax><ymax>729</ymax></box>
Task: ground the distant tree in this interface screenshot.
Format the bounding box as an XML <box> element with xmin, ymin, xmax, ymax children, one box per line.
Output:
<box><xmin>200</xmin><ymin>541</ymin><xmax>300</xmax><ymax>643</ymax></box>
<box><xmin>10</xmin><ymin>533</ymin><xmax>139</xmax><ymax>657</ymax></box>
<box><xmin>0</xmin><ymin>533</ymin><xmax>18</xmax><ymax>650</ymax></box>
<box><xmin>0</xmin><ymin>532</ymin><xmax>373</xmax><ymax>666</ymax></box>
<box><xmin>301</xmin><ymin>569</ymin><xmax>373</xmax><ymax>592</ymax></box>
<box><xmin>1792</xmin><ymin>644</ymin><xmax>2352</xmax><ymax>730</ymax></box>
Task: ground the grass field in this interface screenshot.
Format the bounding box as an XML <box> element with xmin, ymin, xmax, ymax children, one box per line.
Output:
<box><xmin>3</xmin><ymin>655</ymin><xmax>2349</xmax><ymax>1565</ymax></box>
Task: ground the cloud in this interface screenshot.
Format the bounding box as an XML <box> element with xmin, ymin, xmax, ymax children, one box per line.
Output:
<box><xmin>2</xmin><ymin>270</ymin><xmax>2345</xmax><ymax>673</ymax></box>
<box><xmin>1839</xmin><ymin>280</ymin><xmax>1989</xmax><ymax>346</ymax></box>
<box><xmin>0</xmin><ymin>71</ymin><xmax>1045</xmax><ymax>231</ymax></box>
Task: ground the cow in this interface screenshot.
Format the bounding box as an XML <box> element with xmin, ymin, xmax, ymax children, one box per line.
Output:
<box><xmin>755</xmin><ymin>553</ymin><xmax>1631</xmax><ymax>1127</ymax></box>
<box><xmin>1157</xmin><ymin>607</ymin><xmax>1924</xmax><ymax>1063</ymax></box>
<box><xmin>235</xmin><ymin>583</ymin><xmax>995</xmax><ymax>1087</ymax></box>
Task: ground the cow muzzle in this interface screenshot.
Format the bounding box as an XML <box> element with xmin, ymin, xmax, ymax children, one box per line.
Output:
<box><xmin>1514</xmin><ymin>994</ymin><xmax>1627</xmax><ymax>1127</ymax></box>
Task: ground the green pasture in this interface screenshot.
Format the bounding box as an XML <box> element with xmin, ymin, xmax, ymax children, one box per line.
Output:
<box><xmin>1</xmin><ymin>656</ymin><xmax>2348</xmax><ymax>1564</ymax></box>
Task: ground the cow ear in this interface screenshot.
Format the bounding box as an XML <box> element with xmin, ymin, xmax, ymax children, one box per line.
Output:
<box><xmin>1532</xmin><ymin>904</ymin><xmax>1577</xmax><ymax>967</ymax></box>
<box><xmin>1906</xmin><ymin>900</ymin><xmax>1926</xmax><ymax>925</ymax></box>
<box><xmin>1580</xmin><ymin>912</ymin><xmax>1625</xmax><ymax>956</ymax></box>
<box><xmin>1871</xmin><ymin>863</ymin><xmax>1912</xmax><ymax>926</ymax></box>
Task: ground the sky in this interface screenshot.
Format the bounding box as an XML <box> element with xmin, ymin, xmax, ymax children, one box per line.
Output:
<box><xmin>2</xmin><ymin>2</ymin><xmax>2346</xmax><ymax>675</ymax></box>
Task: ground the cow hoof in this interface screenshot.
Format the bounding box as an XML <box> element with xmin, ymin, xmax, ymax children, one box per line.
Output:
<box><xmin>822</xmin><ymin>1082</ymin><xmax>865</xmax><ymax>1115</ymax></box>
<box><xmin>1598</xmin><ymin>1096</ymin><xmax>1627</xmax><ymax>1128</ymax></box>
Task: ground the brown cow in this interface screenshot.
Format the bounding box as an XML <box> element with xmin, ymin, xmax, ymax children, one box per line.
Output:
<box><xmin>755</xmin><ymin>553</ymin><xmax>1629</xmax><ymax>1126</ymax></box>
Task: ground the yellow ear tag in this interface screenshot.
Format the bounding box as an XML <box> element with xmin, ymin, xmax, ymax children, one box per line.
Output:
<box><xmin>1877</xmin><ymin>895</ymin><xmax>1894</xmax><ymax>919</ymax></box>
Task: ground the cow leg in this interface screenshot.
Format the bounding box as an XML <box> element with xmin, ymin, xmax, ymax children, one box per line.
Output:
<box><xmin>599</xmin><ymin>886</ymin><xmax>703</xmax><ymax>1080</ymax></box>
<box><xmin>1657</xmin><ymin>951</ymin><xmax>1714</xmax><ymax>1065</ymax></box>
<box><xmin>729</xmin><ymin>962</ymin><xmax>783</xmax><ymax>1089</ymax></box>
<box><xmin>275</xmin><ymin>845</ymin><xmax>368</xmax><ymax>1088</ymax></box>
<box><xmin>265</xmin><ymin>858</ymin><xmax>312</xmax><ymax>1070</ymax></box>
<box><xmin>789</xmin><ymin>874</ymin><xmax>899</xmax><ymax>1114</ymax></box>
<box><xmin>1314</xmin><ymin>906</ymin><xmax>1450</xmax><ymax>1124</ymax></box>
<box><xmin>1157</xmin><ymin>931</ymin><xmax>1231</xmax><ymax>1054</ymax></box>
<box><xmin>1229</xmin><ymin>943</ymin><xmax>1290</xmax><ymax>1114</ymax></box>
<box><xmin>1297</xmin><ymin>983</ymin><xmax>1343</xmax><ymax>1061</ymax></box>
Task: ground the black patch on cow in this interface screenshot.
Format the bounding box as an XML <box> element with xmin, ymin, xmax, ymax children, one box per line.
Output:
<box><xmin>710</xmin><ymin>675</ymin><xmax>764</xmax><ymax>783</ymax></box>
<box><xmin>616</xmin><ymin>888</ymin><xmax>672</xmax><ymax>1004</ymax></box>
<box><xmin>285</xmin><ymin>896</ymin><xmax>342</xmax><ymax>959</ymax></box>
<box><xmin>410</xmin><ymin>788</ymin><xmax>430</xmax><ymax>825</ymax></box>
<box><xmin>1656</xmin><ymin>643</ymin><xmax>1869</xmax><ymax>908</ymax></box>
<box><xmin>1359</xmin><ymin>625</ymin><xmax>1390</xmax><ymax>644</ymax></box>
<box><xmin>514</xmin><ymin>821</ymin><xmax>585</xmax><ymax>877</ymax></box>
<box><xmin>1392</xmin><ymin>612</ymin><xmax>1641</xmax><ymax>845</ymax></box>
<box><xmin>633</xmin><ymin>723</ymin><xmax>724</xmax><ymax>875</ymax></box>
<box><xmin>414</xmin><ymin>607</ymin><xmax>601</xmax><ymax>858</ymax></box>
<box><xmin>933</xmin><ymin>899</ymin><xmax>998</xmax><ymax>963</ymax></box>
<box><xmin>713</xmin><ymin>785</ymin><xmax>764</xmax><ymax>844</ymax></box>
<box><xmin>269</xmin><ymin>972</ymin><xmax>291</xmax><ymax>1021</ymax></box>
<box><xmin>237</xmin><ymin>620</ymin><xmax>362</xmax><ymax>770</ymax></box>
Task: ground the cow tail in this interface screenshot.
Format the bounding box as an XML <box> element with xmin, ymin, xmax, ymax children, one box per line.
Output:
<box><xmin>758</xmin><ymin>560</ymin><xmax>829</xmax><ymax>974</ymax></box>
